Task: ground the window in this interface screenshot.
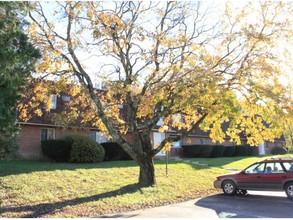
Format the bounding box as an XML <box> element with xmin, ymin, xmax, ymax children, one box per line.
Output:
<box><xmin>51</xmin><ymin>94</ymin><xmax>57</xmax><ymax>110</ymax></box>
<box><xmin>244</xmin><ymin>163</ymin><xmax>265</xmax><ymax>174</ymax></box>
<box><xmin>283</xmin><ymin>162</ymin><xmax>293</xmax><ymax>172</ymax></box>
<box><xmin>265</xmin><ymin>162</ymin><xmax>284</xmax><ymax>173</ymax></box>
<box><xmin>173</xmin><ymin>140</ymin><xmax>182</xmax><ymax>148</ymax></box>
<box><xmin>275</xmin><ymin>142</ymin><xmax>283</xmax><ymax>148</ymax></box>
<box><xmin>199</xmin><ymin>138</ymin><xmax>205</xmax><ymax>145</ymax></box>
<box><xmin>90</xmin><ymin>131</ymin><xmax>112</xmax><ymax>143</ymax></box>
<box><xmin>156</xmin><ymin>117</ymin><xmax>163</xmax><ymax>126</ymax></box>
<box><xmin>172</xmin><ymin>114</ymin><xmax>183</xmax><ymax>123</ymax></box>
<box><xmin>41</xmin><ymin>128</ymin><xmax>55</xmax><ymax>141</ymax></box>
<box><xmin>62</xmin><ymin>95</ymin><xmax>71</xmax><ymax>102</ymax></box>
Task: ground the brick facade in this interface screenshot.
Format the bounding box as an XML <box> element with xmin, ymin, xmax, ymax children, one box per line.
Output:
<box><xmin>17</xmin><ymin>124</ymin><xmax>90</xmax><ymax>159</ymax></box>
<box><xmin>264</xmin><ymin>141</ymin><xmax>284</xmax><ymax>155</ymax></box>
<box><xmin>16</xmin><ymin>123</ymin><xmax>138</xmax><ymax>160</ymax></box>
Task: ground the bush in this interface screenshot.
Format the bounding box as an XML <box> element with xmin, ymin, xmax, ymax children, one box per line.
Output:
<box><xmin>223</xmin><ymin>146</ymin><xmax>235</xmax><ymax>157</ymax></box>
<box><xmin>271</xmin><ymin>146</ymin><xmax>288</xmax><ymax>155</ymax></box>
<box><xmin>211</xmin><ymin>145</ymin><xmax>225</xmax><ymax>158</ymax></box>
<box><xmin>199</xmin><ymin>145</ymin><xmax>214</xmax><ymax>158</ymax></box>
<box><xmin>41</xmin><ymin>139</ymin><xmax>71</xmax><ymax>162</ymax></box>
<box><xmin>0</xmin><ymin>126</ymin><xmax>19</xmax><ymax>159</ymax></box>
<box><xmin>182</xmin><ymin>145</ymin><xmax>202</xmax><ymax>158</ymax></box>
<box><xmin>234</xmin><ymin>145</ymin><xmax>250</xmax><ymax>156</ymax></box>
<box><xmin>101</xmin><ymin>142</ymin><xmax>132</xmax><ymax>161</ymax></box>
<box><xmin>64</xmin><ymin>135</ymin><xmax>105</xmax><ymax>163</ymax></box>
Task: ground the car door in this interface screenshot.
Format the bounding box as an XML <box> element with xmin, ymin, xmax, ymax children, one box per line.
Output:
<box><xmin>236</xmin><ymin>163</ymin><xmax>266</xmax><ymax>190</ymax></box>
<box><xmin>256</xmin><ymin>162</ymin><xmax>285</xmax><ymax>190</ymax></box>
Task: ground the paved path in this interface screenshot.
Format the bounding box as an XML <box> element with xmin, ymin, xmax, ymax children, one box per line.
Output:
<box><xmin>98</xmin><ymin>191</ymin><xmax>292</xmax><ymax>218</ymax></box>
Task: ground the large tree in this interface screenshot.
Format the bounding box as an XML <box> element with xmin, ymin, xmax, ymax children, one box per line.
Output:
<box><xmin>0</xmin><ymin>2</ymin><xmax>40</xmax><ymax>159</ymax></box>
<box><xmin>25</xmin><ymin>1</ymin><xmax>292</xmax><ymax>186</ymax></box>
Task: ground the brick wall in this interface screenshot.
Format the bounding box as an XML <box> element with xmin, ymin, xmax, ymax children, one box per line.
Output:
<box><xmin>17</xmin><ymin>124</ymin><xmax>90</xmax><ymax>159</ymax></box>
<box><xmin>265</xmin><ymin>141</ymin><xmax>284</xmax><ymax>155</ymax></box>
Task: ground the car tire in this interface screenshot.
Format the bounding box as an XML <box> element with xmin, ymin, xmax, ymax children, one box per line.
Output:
<box><xmin>285</xmin><ymin>182</ymin><xmax>293</xmax><ymax>199</ymax></box>
<box><xmin>222</xmin><ymin>180</ymin><xmax>237</xmax><ymax>195</ymax></box>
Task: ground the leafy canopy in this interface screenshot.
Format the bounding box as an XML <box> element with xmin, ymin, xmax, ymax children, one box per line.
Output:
<box><xmin>24</xmin><ymin>1</ymin><xmax>292</xmax><ymax>147</ymax></box>
<box><xmin>0</xmin><ymin>2</ymin><xmax>40</xmax><ymax>158</ymax></box>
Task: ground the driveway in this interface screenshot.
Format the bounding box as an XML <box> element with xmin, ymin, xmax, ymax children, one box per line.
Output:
<box><xmin>98</xmin><ymin>191</ymin><xmax>293</xmax><ymax>218</ymax></box>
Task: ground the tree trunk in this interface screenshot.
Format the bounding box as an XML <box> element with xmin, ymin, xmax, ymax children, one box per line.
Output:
<box><xmin>138</xmin><ymin>156</ymin><xmax>156</xmax><ymax>187</ymax></box>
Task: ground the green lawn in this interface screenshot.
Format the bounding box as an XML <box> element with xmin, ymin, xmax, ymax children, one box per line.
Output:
<box><xmin>1</xmin><ymin>155</ymin><xmax>292</xmax><ymax>217</ymax></box>
<box><xmin>187</xmin><ymin>154</ymin><xmax>293</xmax><ymax>170</ymax></box>
<box><xmin>0</xmin><ymin>160</ymin><xmax>225</xmax><ymax>218</ymax></box>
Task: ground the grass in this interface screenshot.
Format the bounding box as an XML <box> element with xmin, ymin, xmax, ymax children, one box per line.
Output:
<box><xmin>186</xmin><ymin>154</ymin><xmax>293</xmax><ymax>170</ymax></box>
<box><xmin>1</xmin><ymin>154</ymin><xmax>292</xmax><ymax>217</ymax></box>
<box><xmin>0</xmin><ymin>160</ymin><xmax>225</xmax><ymax>218</ymax></box>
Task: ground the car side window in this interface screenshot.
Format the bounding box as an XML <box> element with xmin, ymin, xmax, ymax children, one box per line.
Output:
<box><xmin>244</xmin><ymin>163</ymin><xmax>265</xmax><ymax>174</ymax></box>
<box><xmin>283</xmin><ymin>162</ymin><xmax>293</xmax><ymax>172</ymax></box>
<box><xmin>264</xmin><ymin>162</ymin><xmax>284</xmax><ymax>173</ymax></box>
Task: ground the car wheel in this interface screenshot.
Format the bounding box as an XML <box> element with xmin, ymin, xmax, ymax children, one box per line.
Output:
<box><xmin>285</xmin><ymin>183</ymin><xmax>293</xmax><ymax>199</ymax></box>
<box><xmin>222</xmin><ymin>180</ymin><xmax>237</xmax><ymax>195</ymax></box>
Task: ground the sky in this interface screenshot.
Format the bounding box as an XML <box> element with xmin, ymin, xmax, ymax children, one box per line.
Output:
<box><xmin>28</xmin><ymin>1</ymin><xmax>293</xmax><ymax>89</ymax></box>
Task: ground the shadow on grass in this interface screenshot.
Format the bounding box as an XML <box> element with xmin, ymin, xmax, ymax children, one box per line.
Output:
<box><xmin>0</xmin><ymin>183</ymin><xmax>143</xmax><ymax>218</ymax></box>
<box><xmin>0</xmin><ymin>160</ymin><xmax>138</xmax><ymax>177</ymax></box>
<box><xmin>0</xmin><ymin>159</ymin><xmax>187</xmax><ymax>177</ymax></box>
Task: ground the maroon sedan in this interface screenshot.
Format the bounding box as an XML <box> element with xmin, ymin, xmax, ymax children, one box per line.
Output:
<box><xmin>214</xmin><ymin>157</ymin><xmax>293</xmax><ymax>199</ymax></box>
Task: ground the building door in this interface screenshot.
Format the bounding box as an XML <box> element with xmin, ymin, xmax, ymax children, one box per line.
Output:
<box><xmin>153</xmin><ymin>132</ymin><xmax>166</xmax><ymax>156</ymax></box>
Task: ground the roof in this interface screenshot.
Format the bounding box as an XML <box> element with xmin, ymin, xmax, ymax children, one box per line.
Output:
<box><xmin>260</xmin><ymin>157</ymin><xmax>293</xmax><ymax>163</ymax></box>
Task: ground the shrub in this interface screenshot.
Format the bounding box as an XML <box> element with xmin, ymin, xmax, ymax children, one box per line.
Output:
<box><xmin>271</xmin><ymin>146</ymin><xmax>288</xmax><ymax>155</ymax></box>
<box><xmin>101</xmin><ymin>142</ymin><xmax>132</xmax><ymax>161</ymax></box>
<box><xmin>223</xmin><ymin>146</ymin><xmax>235</xmax><ymax>157</ymax></box>
<box><xmin>211</xmin><ymin>145</ymin><xmax>225</xmax><ymax>158</ymax></box>
<box><xmin>0</xmin><ymin>127</ymin><xmax>19</xmax><ymax>159</ymax></box>
<box><xmin>199</xmin><ymin>145</ymin><xmax>214</xmax><ymax>158</ymax></box>
<box><xmin>247</xmin><ymin>146</ymin><xmax>259</xmax><ymax>156</ymax></box>
<box><xmin>41</xmin><ymin>139</ymin><xmax>71</xmax><ymax>162</ymax></box>
<box><xmin>234</xmin><ymin>145</ymin><xmax>250</xmax><ymax>156</ymax></box>
<box><xmin>182</xmin><ymin>145</ymin><xmax>202</xmax><ymax>158</ymax></box>
<box><xmin>247</xmin><ymin>146</ymin><xmax>254</xmax><ymax>156</ymax></box>
<box><xmin>64</xmin><ymin>135</ymin><xmax>105</xmax><ymax>163</ymax></box>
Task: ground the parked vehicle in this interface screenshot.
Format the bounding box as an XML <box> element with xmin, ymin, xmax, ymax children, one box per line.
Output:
<box><xmin>214</xmin><ymin>157</ymin><xmax>293</xmax><ymax>199</ymax></box>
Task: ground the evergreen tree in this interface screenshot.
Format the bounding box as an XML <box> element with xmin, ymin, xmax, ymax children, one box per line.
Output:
<box><xmin>0</xmin><ymin>2</ymin><xmax>40</xmax><ymax>159</ymax></box>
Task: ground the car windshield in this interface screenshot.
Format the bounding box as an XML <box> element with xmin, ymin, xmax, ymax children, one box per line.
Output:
<box><xmin>244</xmin><ymin>163</ymin><xmax>265</xmax><ymax>174</ymax></box>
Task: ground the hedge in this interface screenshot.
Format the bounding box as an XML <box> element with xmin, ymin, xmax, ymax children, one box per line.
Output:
<box><xmin>41</xmin><ymin>139</ymin><xmax>71</xmax><ymax>162</ymax></box>
<box><xmin>211</xmin><ymin>145</ymin><xmax>225</xmax><ymax>158</ymax></box>
<box><xmin>101</xmin><ymin>142</ymin><xmax>132</xmax><ymax>161</ymax></box>
<box><xmin>182</xmin><ymin>145</ymin><xmax>202</xmax><ymax>158</ymax></box>
<box><xmin>271</xmin><ymin>147</ymin><xmax>288</xmax><ymax>155</ymax></box>
<box><xmin>199</xmin><ymin>145</ymin><xmax>214</xmax><ymax>158</ymax></box>
<box><xmin>234</xmin><ymin>145</ymin><xmax>250</xmax><ymax>156</ymax></box>
<box><xmin>223</xmin><ymin>146</ymin><xmax>235</xmax><ymax>157</ymax></box>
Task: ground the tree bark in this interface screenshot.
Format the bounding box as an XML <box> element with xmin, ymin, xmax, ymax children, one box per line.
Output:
<box><xmin>137</xmin><ymin>156</ymin><xmax>156</xmax><ymax>187</ymax></box>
